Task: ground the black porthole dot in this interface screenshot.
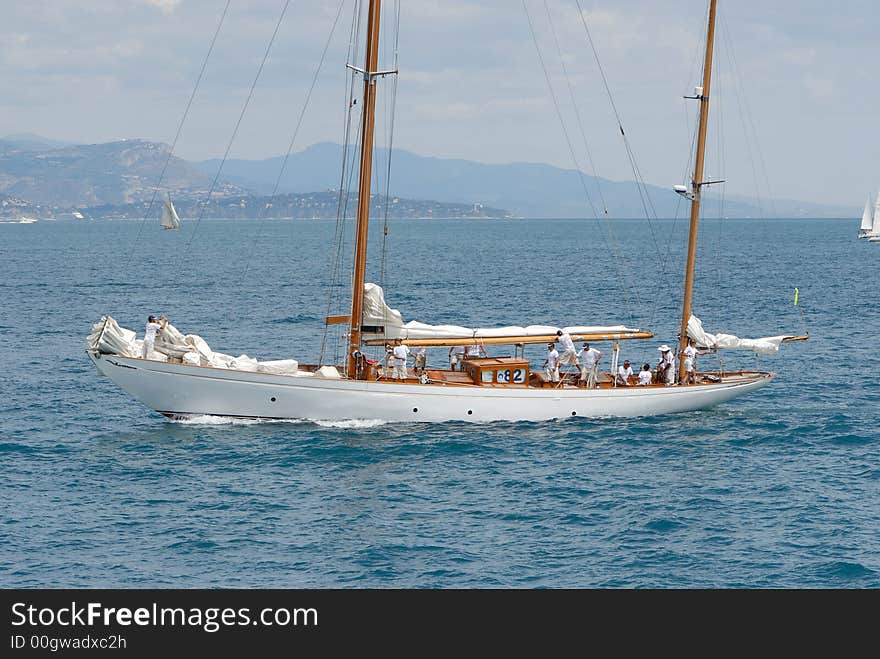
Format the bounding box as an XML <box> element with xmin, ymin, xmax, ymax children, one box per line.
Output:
<box><xmin>467</xmin><ymin>410</ymin><xmax>473</xmax><ymax>415</ymax></box>
<box><xmin>413</xmin><ymin>407</ymin><xmax>418</xmax><ymax>413</ymax></box>
<box><xmin>571</xmin><ymin>411</ymin><xmax>577</xmax><ymax>416</ymax></box>
<box><xmin>270</xmin><ymin>397</ymin><xmax>276</xmax><ymax>402</ymax></box>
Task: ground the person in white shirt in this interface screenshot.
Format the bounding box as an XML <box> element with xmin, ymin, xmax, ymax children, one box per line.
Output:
<box><xmin>555</xmin><ymin>330</ymin><xmax>578</xmax><ymax>374</ymax></box>
<box><xmin>392</xmin><ymin>343</ymin><xmax>411</xmax><ymax>380</ymax></box>
<box><xmin>141</xmin><ymin>315</ymin><xmax>167</xmax><ymax>359</ymax></box>
<box><xmin>637</xmin><ymin>363</ymin><xmax>652</xmax><ymax>386</ymax></box>
<box><xmin>543</xmin><ymin>343</ymin><xmax>560</xmax><ymax>383</ymax></box>
<box><xmin>615</xmin><ymin>359</ymin><xmax>634</xmax><ymax>386</ymax></box>
<box><xmin>656</xmin><ymin>345</ymin><xmax>676</xmax><ymax>385</ymax></box>
<box><xmin>682</xmin><ymin>338</ymin><xmax>698</xmax><ymax>384</ymax></box>
<box><xmin>448</xmin><ymin>345</ymin><xmax>465</xmax><ymax>371</ymax></box>
<box><xmin>577</xmin><ymin>342</ymin><xmax>602</xmax><ymax>388</ymax></box>
<box><xmin>465</xmin><ymin>344</ymin><xmax>488</xmax><ymax>360</ymax></box>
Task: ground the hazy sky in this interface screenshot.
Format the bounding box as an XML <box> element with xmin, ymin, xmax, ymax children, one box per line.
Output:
<box><xmin>0</xmin><ymin>0</ymin><xmax>876</xmax><ymax>207</ymax></box>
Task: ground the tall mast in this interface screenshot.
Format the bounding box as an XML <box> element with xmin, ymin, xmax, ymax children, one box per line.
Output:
<box><xmin>347</xmin><ymin>0</ymin><xmax>382</xmax><ymax>378</ymax></box>
<box><xmin>678</xmin><ymin>0</ymin><xmax>717</xmax><ymax>383</ymax></box>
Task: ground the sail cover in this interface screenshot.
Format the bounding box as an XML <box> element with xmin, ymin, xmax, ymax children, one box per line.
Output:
<box><xmin>687</xmin><ymin>315</ymin><xmax>798</xmax><ymax>355</ymax></box>
<box><xmin>362</xmin><ymin>283</ymin><xmax>644</xmax><ymax>342</ymax></box>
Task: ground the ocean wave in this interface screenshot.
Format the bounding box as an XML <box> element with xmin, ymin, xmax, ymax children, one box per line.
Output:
<box><xmin>171</xmin><ymin>415</ymin><xmax>307</xmax><ymax>426</ymax></box>
<box><xmin>311</xmin><ymin>418</ymin><xmax>388</xmax><ymax>429</ymax></box>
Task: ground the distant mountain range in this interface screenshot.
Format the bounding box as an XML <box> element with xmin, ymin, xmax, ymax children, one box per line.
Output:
<box><xmin>0</xmin><ymin>137</ymin><xmax>242</xmax><ymax>208</ymax></box>
<box><xmin>199</xmin><ymin>142</ymin><xmax>853</xmax><ymax>219</ymax></box>
<box><xmin>0</xmin><ymin>134</ymin><xmax>855</xmax><ymax>219</ymax></box>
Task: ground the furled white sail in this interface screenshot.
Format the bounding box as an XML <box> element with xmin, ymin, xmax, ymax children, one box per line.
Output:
<box><xmin>87</xmin><ymin>316</ymin><xmax>299</xmax><ymax>374</ymax></box>
<box><xmin>687</xmin><ymin>315</ymin><xmax>796</xmax><ymax>355</ymax></box>
<box><xmin>362</xmin><ymin>283</ymin><xmax>643</xmax><ymax>342</ymax></box>
<box><xmin>161</xmin><ymin>194</ymin><xmax>181</xmax><ymax>230</ymax></box>
<box><xmin>860</xmin><ymin>196</ymin><xmax>873</xmax><ymax>234</ymax></box>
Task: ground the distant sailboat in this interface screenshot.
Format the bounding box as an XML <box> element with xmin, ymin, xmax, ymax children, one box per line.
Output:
<box><xmin>161</xmin><ymin>194</ymin><xmax>181</xmax><ymax>230</ymax></box>
<box><xmin>859</xmin><ymin>195</ymin><xmax>873</xmax><ymax>237</ymax></box>
<box><xmin>866</xmin><ymin>192</ymin><xmax>880</xmax><ymax>242</ymax></box>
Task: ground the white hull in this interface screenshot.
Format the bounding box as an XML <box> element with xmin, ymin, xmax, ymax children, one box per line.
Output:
<box><xmin>88</xmin><ymin>351</ymin><xmax>773</xmax><ymax>423</ymax></box>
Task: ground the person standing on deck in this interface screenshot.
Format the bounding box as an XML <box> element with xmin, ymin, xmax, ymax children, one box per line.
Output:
<box><xmin>448</xmin><ymin>345</ymin><xmax>465</xmax><ymax>371</ymax></box>
<box><xmin>656</xmin><ymin>345</ymin><xmax>676</xmax><ymax>386</ymax></box>
<box><xmin>391</xmin><ymin>342</ymin><xmax>411</xmax><ymax>380</ymax></box>
<box><xmin>465</xmin><ymin>343</ymin><xmax>488</xmax><ymax>360</ymax></box>
<box><xmin>578</xmin><ymin>342</ymin><xmax>602</xmax><ymax>388</ymax></box>
<box><xmin>543</xmin><ymin>343</ymin><xmax>560</xmax><ymax>383</ymax></box>
<box><xmin>682</xmin><ymin>338</ymin><xmax>698</xmax><ymax>385</ymax></box>
<box><xmin>556</xmin><ymin>330</ymin><xmax>578</xmax><ymax>376</ymax></box>
<box><xmin>141</xmin><ymin>315</ymin><xmax>167</xmax><ymax>359</ymax></box>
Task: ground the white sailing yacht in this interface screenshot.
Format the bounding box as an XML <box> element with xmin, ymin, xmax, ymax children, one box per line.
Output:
<box><xmin>161</xmin><ymin>193</ymin><xmax>181</xmax><ymax>230</ymax></box>
<box><xmin>86</xmin><ymin>0</ymin><xmax>805</xmax><ymax>423</ymax></box>
<box><xmin>865</xmin><ymin>192</ymin><xmax>880</xmax><ymax>242</ymax></box>
<box><xmin>858</xmin><ymin>195</ymin><xmax>874</xmax><ymax>237</ymax></box>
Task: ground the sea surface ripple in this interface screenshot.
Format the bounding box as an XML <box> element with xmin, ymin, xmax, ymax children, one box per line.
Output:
<box><xmin>1</xmin><ymin>218</ymin><xmax>878</xmax><ymax>588</ymax></box>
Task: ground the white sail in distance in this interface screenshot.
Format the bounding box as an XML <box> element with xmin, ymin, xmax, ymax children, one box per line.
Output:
<box><xmin>872</xmin><ymin>191</ymin><xmax>880</xmax><ymax>237</ymax></box>
<box><xmin>161</xmin><ymin>194</ymin><xmax>181</xmax><ymax>230</ymax></box>
<box><xmin>859</xmin><ymin>195</ymin><xmax>873</xmax><ymax>236</ymax></box>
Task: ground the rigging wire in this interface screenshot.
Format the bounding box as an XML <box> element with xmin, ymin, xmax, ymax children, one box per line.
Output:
<box><xmin>120</xmin><ymin>0</ymin><xmax>232</xmax><ymax>271</ymax></box>
<box><xmin>542</xmin><ymin>0</ymin><xmax>607</xmax><ymax>216</ymax></box>
<box><xmin>572</xmin><ymin>0</ymin><xmax>661</xmax><ymax>228</ymax></box>
<box><xmin>239</xmin><ymin>0</ymin><xmax>348</xmax><ymax>283</ymax></box>
<box><xmin>182</xmin><ymin>0</ymin><xmax>293</xmax><ymax>257</ymax></box>
<box><xmin>522</xmin><ymin>0</ymin><xmax>641</xmax><ymax>324</ymax></box>
<box><xmin>320</xmin><ymin>0</ymin><xmax>364</xmax><ymax>365</ymax></box>
<box><xmin>379</xmin><ymin>0</ymin><xmax>401</xmax><ymax>299</ymax></box>
<box><xmin>719</xmin><ymin>13</ymin><xmax>802</xmax><ymax>333</ymax></box>
<box><xmin>651</xmin><ymin>0</ymin><xmax>711</xmax><ymax>327</ymax></box>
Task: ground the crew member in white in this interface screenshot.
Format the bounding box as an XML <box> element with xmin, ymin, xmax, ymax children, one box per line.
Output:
<box><xmin>141</xmin><ymin>315</ymin><xmax>167</xmax><ymax>359</ymax></box>
<box><xmin>392</xmin><ymin>343</ymin><xmax>411</xmax><ymax>380</ymax></box>
<box><xmin>465</xmin><ymin>343</ymin><xmax>488</xmax><ymax>360</ymax></box>
<box><xmin>615</xmin><ymin>359</ymin><xmax>634</xmax><ymax>386</ymax></box>
<box><xmin>556</xmin><ymin>330</ymin><xmax>578</xmax><ymax>376</ymax></box>
<box><xmin>448</xmin><ymin>345</ymin><xmax>465</xmax><ymax>370</ymax></box>
<box><xmin>682</xmin><ymin>338</ymin><xmax>698</xmax><ymax>385</ymax></box>
<box><xmin>578</xmin><ymin>342</ymin><xmax>602</xmax><ymax>388</ymax></box>
<box><xmin>637</xmin><ymin>363</ymin><xmax>652</xmax><ymax>386</ymax></box>
<box><xmin>543</xmin><ymin>343</ymin><xmax>560</xmax><ymax>383</ymax></box>
<box><xmin>657</xmin><ymin>345</ymin><xmax>676</xmax><ymax>386</ymax></box>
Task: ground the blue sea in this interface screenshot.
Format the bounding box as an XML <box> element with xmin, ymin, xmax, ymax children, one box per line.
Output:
<box><xmin>1</xmin><ymin>216</ymin><xmax>878</xmax><ymax>588</ymax></box>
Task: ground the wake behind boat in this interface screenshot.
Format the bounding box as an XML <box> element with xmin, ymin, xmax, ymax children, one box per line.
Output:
<box><xmin>87</xmin><ymin>0</ymin><xmax>806</xmax><ymax>423</ymax></box>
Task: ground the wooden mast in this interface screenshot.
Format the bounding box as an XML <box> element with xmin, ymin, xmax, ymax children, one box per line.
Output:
<box><xmin>347</xmin><ymin>0</ymin><xmax>382</xmax><ymax>378</ymax></box>
<box><xmin>678</xmin><ymin>0</ymin><xmax>717</xmax><ymax>383</ymax></box>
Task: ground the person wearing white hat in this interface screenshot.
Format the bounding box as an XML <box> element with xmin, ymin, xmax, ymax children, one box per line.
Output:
<box><xmin>656</xmin><ymin>345</ymin><xmax>675</xmax><ymax>385</ymax></box>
